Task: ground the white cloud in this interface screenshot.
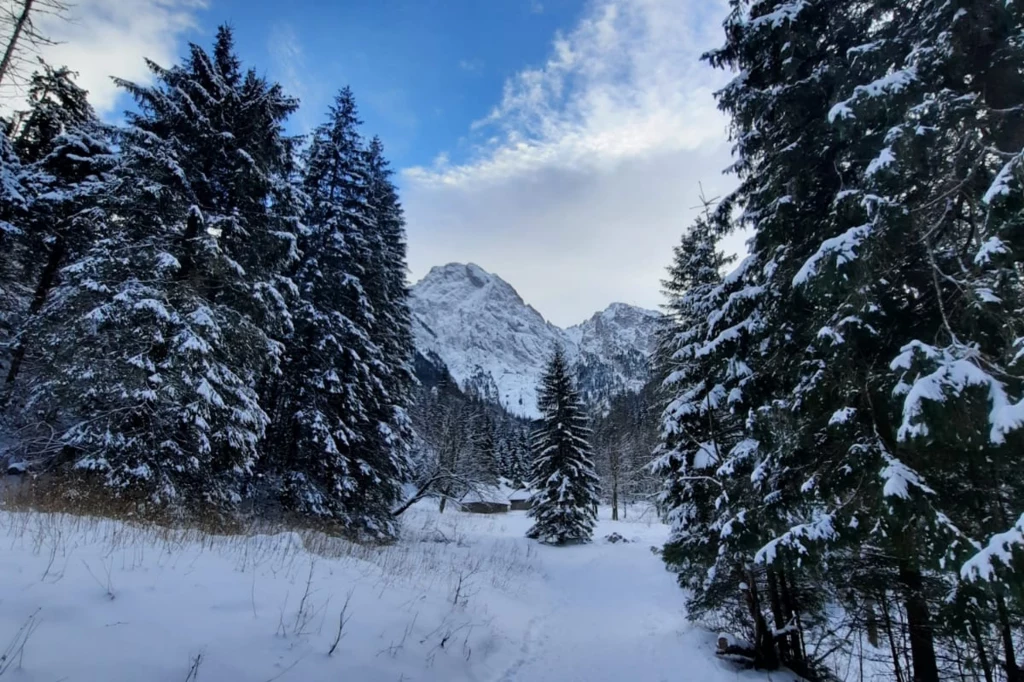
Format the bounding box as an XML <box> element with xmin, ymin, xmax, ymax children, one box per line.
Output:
<box><xmin>10</xmin><ymin>0</ymin><xmax>206</xmax><ymax>117</ymax></box>
<box><xmin>402</xmin><ymin>0</ymin><xmax>740</xmax><ymax>326</ymax></box>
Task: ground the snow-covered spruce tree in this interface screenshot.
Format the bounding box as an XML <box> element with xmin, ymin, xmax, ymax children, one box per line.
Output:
<box><xmin>10</xmin><ymin>62</ymin><xmax>95</xmax><ymax>165</ymax></box>
<box><xmin>0</xmin><ymin>122</ymin><xmax>27</xmax><ymax>380</ymax></box>
<box><xmin>653</xmin><ymin>194</ymin><xmax>735</xmax><ymax>542</ymax></box>
<box><xmin>365</xmin><ymin>135</ymin><xmax>415</xmax><ymax>420</ymax></box>
<box><xmin>3</xmin><ymin>63</ymin><xmax>115</xmax><ymax>391</ymax></box>
<box><xmin>802</xmin><ymin>0</ymin><xmax>1024</xmax><ymax>677</ymax></box>
<box><xmin>362</xmin><ymin>133</ymin><xmax>415</xmax><ymax>519</ymax></box>
<box><xmin>266</xmin><ymin>89</ymin><xmax>408</xmax><ymax>539</ymax></box>
<box><xmin>653</xmin><ymin>197</ymin><xmax>802</xmax><ymax>671</ymax></box>
<box><xmin>652</xmin><ymin>0</ymin><xmax>882</xmax><ymax>673</ymax></box>
<box><xmin>20</xmin><ymin>27</ymin><xmax>300</xmax><ymax>514</ymax></box>
<box><xmin>526</xmin><ymin>346</ymin><xmax>599</xmax><ymax>545</ymax></box>
<box><xmin>670</xmin><ymin>0</ymin><xmax>1024</xmax><ymax>678</ymax></box>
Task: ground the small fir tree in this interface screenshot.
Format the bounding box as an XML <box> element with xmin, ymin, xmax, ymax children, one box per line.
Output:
<box><xmin>526</xmin><ymin>346</ymin><xmax>599</xmax><ymax>545</ymax></box>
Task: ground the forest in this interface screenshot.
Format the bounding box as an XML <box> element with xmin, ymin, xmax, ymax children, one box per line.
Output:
<box><xmin>653</xmin><ymin>1</ymin><xmax>1024</xmax><ymax>680</ymax></box>
<box><xmin>0</xmin><ymin>1</ymin><xmax>1023</xmax><ymax>681</ymax></box>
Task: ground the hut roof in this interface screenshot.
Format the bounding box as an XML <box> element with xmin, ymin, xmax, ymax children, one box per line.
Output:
<box><xmin>460</xmin><ymin>484</ymin><xmax>511</xmax><ymax>505</ymax></box>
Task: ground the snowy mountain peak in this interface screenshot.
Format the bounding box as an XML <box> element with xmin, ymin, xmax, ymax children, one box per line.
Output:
<box><xmin>410</xmin><ymin>263</ymin><xmax>660</xmax><ymax>418</ymax></box>
<box><xmin>424</xmin><ymin>262</ymin><xmax>505</xmax><ymax>292</ymax></box>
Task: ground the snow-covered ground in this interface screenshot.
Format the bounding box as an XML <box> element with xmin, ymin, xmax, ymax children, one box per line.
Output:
<box><xmin>0</xmin><ymin>501</ymin><xmax>799</xmax><ymax>681</ymax></box>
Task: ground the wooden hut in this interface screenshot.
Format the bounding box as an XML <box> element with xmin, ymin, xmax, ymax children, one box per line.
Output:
<box><xmin>508</xmin><ymin>488</ymin><xmax>532</xmax><ymax>511</ymax></box>
<box><xmin>459</xmin><ymin>486</ymin><xmax>511</xmax><ymax>514</ymax></box>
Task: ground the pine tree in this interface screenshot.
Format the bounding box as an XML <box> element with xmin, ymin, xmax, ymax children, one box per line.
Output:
<box><xmin>653</xmin><ymin>196</ymin><xmax>795</xmax><ymax>669</ymax></box>
<box><xmin>656</xmin><ymin>0</ymin><xmax>1024</xmax><ymax>677</ymax></box>
<box><xmin>526</xmin><ymin>346</ymin><xmax>599</xmax><ymax>545</ymax></box>
<box><xmin>19</xmin><ymin>27</ymin><xmax>300</xmax><ymax>512</ymax></box>
<box><xmin>269</xmin><ymin>89</ymin><xmax>408</xmax><ymax>539</ymax></box>
<box><xmin>0</xmin><ymin>122</ymin><xmax>27</xmax><ymax>380</ymax></box>
<box><xmin>3</xmin><ymin>63</ymin><xmax>115</xmax><ymax>390</ymax></box>
<box><xmin>807</xmin><ymin>1</ymin><xmax>1024</xmax><ymax>676</ymax></box>
<box><xmin>10</xmin><ymin>62</ymin><xmax>95</xmax><ymax>164</ymax></box>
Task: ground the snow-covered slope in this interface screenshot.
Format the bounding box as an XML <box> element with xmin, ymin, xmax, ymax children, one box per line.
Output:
<box><xmin>410</xmin><ymin>263</ymin><xmax>661</xmax><ymax>417</ymax></box>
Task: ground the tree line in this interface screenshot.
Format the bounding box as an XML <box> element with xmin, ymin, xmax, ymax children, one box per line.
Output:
<box><xmin>401</xmin><ymin>350</ymin><xmax>534</xmax><ymax>514</ymax></box>
<box><xmin>654</xmin><ymin>1</ymin><xmax>1024</xmax><ymax>680</ymax></box>
<box><xmin>0</xmin><ymin>27</ymin><xmax>413</xmax><ymax>541</ymax></box>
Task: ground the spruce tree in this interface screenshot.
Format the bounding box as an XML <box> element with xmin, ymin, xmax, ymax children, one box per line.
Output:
<box><xmin>655</xmin><ymin>0</ymin><xmax>880</xmax><ymax>672</ymax></box>
<box><xmin>653</xmin><ymin>196</ymin><xmax>803</xmax><ymax>670</ymax></box>
<box><xmin>3</xmin><ymin>63</ymin><xmax>115</xmax><ymax>390</ymax></box>
<box><xmin>656</xmin><ymin>0</ymin><xmax>1024</xmax><ymax>677</ymax></box>
<box><xmin>526</xmin><ymin>346</ymin><xmax>599</xmax><ymax>545</ymax></box>
<box><xmin>366</xmin><ymin>135</ymin><xmax>415</xmax><ymax>416</ymax></box>
<box><xmin>270</xmin><ymin>89</ymin><xmax>408</xmax><ymax>538</ymax></box>
<box><xmin>11</xmin><ymin>62</ymin><xmax>95</xmax><ymax>164</ymax></box>
<box><xmin>808</xmin><ymin>1</ymin><xmax>1024</xmax><ymax>676</ymax></box>
<box><xmin>0</xmin><ymin>123</ymin><xmax>27</xmax><ymax>380</ymax></box>
<box><xmin>20</xmin><ymin>27</ymin><xmax>300</xmax><ymax>512</ymax></box>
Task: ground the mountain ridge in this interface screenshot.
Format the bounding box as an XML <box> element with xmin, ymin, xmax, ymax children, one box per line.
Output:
<box><xmin>409</xmin><ymin>263</ymin><xmax>661</xmax><ymax>418</ymax></box>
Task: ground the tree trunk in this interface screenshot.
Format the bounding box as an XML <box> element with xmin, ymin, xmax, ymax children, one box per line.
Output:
<box><xmin>865</xmin><ymin>597</ymin><xmax>880</xmax><ymax>649</ymax></box>
<box><xmin>997</xmin><ymin>595</ymin><xmax>1021</xmax><ymax>682</ymax></box>
<box><xmin>880</xmin><ymin>592</ymin><xmax>905</xmax><ymax>682</ymax></box>
<box><xmin>5</xmin><ymin>233</ymin><xmax>65</xmax><ymax>386</ymax></box>
<box><xmin>968</xmin><ymin>615</ymin><xmax>995</xmax><ymax>682</ymax></box>
<box><xmin>611</xmin><ymin>473</ymin><xmax>619</xmax><ymax>521</ymax></box>
<box><xmin>899</xmin><ymin>564</ymin><xmax>939</xmax><ymax>682</ymax></box>
<box><xmin>766</xmin><ymin>568</ymin><xmax>791</xmax><ymax>662</ymax></box>
<box><xmin>744</xmin><ymin>569</ymin><xmax>779</xmax><ymax>670</ymax></box>
<box><xmin>778</xmin><ymin>570</ymin><xmax>805</xmax><ymax>664</ymax></box>
<box><xmin>176</xmin><ymin>208</ymin><xmax>203</xmax><ymax>284</ymax></box>
<box><xmin>0</xmin><ymin>0</ymin><xmax>33</xmax><ymax>88</ymax></box>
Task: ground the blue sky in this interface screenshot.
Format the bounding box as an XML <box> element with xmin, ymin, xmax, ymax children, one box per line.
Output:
<box><xmin>217</xmin><ymin>0</ymin><xmax>586</xmax><ymax>171</ymax></box>
<box><xmin>29</xmin><ymin>0</ymin><xmax>741</xmax><ymax>326</ymax></box>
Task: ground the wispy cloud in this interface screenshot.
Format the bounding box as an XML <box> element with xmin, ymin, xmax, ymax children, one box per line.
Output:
<box><xmin>405</xmin><ymin>0</ymin><xmax>729</xmax><ymax>190</ymax></box>
<box><xmin>268</xmin><ymin>22</ymin><xmax>317</xmax><ymax>130</ymax></box>
<box><xmin>458</xmin><ymin>58</ymin><xmax>484</xmax><ymax>74</ymax></box>
<box><xmin>269</xmin><ymin>24</ymin><xmax>306</xmax><ymax>96</ymax></box>
<box><xmin>530</xmin><ymin>0</ymin><xmax>545</xmax><ymax>14</ymax></box>
<box><xmin>402</xmin><ymin>0</ymin><xmax>738</xmax><ymax>326</ymax></box>
<box><xmin>18</xmin><ymin>0</ymin><xmax>206</xmax><ymax>117</ymax></box>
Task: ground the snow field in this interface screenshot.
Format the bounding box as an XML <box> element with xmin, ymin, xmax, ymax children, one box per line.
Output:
<box><xmin>0</xmin><ymin>502</ymin><xmax>798</xmax><ymax>681</ymax></box>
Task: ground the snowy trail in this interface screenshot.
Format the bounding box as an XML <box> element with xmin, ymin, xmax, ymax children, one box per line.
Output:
<box><xmin>493</xmin><ymin>530</ymin><xmax>767</xmax><ymax>682</ymax></box>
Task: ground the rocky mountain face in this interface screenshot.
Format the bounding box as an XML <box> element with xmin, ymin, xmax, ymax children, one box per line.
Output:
<box><xmin>409</xmin><ymin>263</ymin><xmax>661</xmax><ymax>418</ymax></box>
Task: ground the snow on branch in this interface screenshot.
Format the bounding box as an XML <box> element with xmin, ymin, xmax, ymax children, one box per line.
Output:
<box><xmin>962</xmin><ymin>513</ymin><xmax>1024</xmax><ymax>582</ymax></box>
<box><xmin>793</xmin><ymin>224</ymin><xmax>872</xmax><ymax>286</ymax></box>
<box><xmin>983</xmin><ymin>151</ymin><xmax>1023</xmax><ymax>205</ymax></box>
<box><xmin>755</xmin><ymin>512</ymin><xmax>837</xmax><ymax>565</ymax></box>
<box><xmin>879</xmin><ymin>454</ymin><xmax>934</xmax><ymax>499</ymax></box>
<box><xmin>891</xmin><ymin>341</ymin><xmax>1024</xmax><ymax>444</ymax></box>
<box><xmin>827</xmin><ymin>67</ymin><xmax>918</xmax><ymax>124</ymax></box>
<box><xmin>750</xmin><ymin>0</ymin><xmax>808</xmax><ymax>29</ymax></box>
